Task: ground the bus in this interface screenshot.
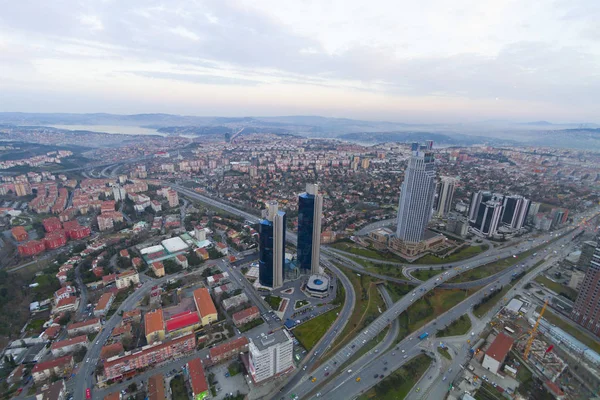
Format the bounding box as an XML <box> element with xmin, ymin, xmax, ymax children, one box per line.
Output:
<box><xmin>504</xmin><ymin>326</ymin><xmax>515</xmax><ymax>334</ymax></box>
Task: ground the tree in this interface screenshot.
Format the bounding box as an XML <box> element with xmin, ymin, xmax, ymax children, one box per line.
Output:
<box><xmin>128</xmin><ymin>383</ymin><xmax>138</xmax><ymax>393</ymax></box>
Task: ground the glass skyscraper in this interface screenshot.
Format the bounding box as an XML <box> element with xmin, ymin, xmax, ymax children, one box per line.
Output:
<box><xmin>259</xmin><ymin>201</ymin><xmax>286</xmax><ymax>288</ymax></box>
<box><xmin>396</xmin><ymin>142</ymin><xmax>437</xmax><ymax>243</ymax></box>
<box><xmin>297</xmin><ymin>184</ymin><xmax>323</xmax><ymax>275</ymax></box>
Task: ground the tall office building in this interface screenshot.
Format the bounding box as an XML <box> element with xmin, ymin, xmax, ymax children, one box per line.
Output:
<box><xmin>259</xmin><ymin>201</ymin><xmax>286</xmax><ymax>289</ymax></box>
<box><xmin>396</xmin><ymin>142</ymin><xmax>437</xmax><ymax>243</ymax></box>
<box><xmin>468</xmin><ymin>191</ymin><xmax>493</xmax><ymax>223</ymax></box>
<box><xmin>434</xmin><ymin>177</ymin><xmax>457</xmax><ymax>218</ymax></box>
<box><xmin>297</xmin><ymin>184</ymin><xmax>323</xmax><ymax>275</ymax></box>
<box><xmin>472</xmin><ymin>199</ymin><xmax>503</xmax><ymax>237</ymax></box>
<box><xmin>571</xmin><ymin>244</ymin><xmax>600</xmax><ymax>335</ymax></box>
<box><xmin>501</xmin><ymin>195</ymin><xmax>530</xmax><ymax>230</ymax></box>
<box><xmin>248</xmin><ymin>330</ymin><xmax>294</xmax><ymax>383</ymax></box>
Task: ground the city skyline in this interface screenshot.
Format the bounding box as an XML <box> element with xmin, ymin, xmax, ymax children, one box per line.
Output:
<box><xmin>2</xmin><ymin>1</ymin><xmax>600</xmax><ymax>122</ymax></box>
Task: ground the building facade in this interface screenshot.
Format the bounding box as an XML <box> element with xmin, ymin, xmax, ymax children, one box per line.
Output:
<box><xmin>396</xmin><ymin>142</ymin><xmax>436</xmax><ymax>243</ymax></box>
<box><xmin>571</xmin><ymin>244</ymin><xmax>600</xmax><ymax>335</ymax></box>
<box><xmin>248</xmin><ymin>330</ymin><xmax>294</xmax><ymax>383</ymax></box>
<box><xmin>434</xmin><ymin>176</ymin><xmax>457</xmax><ymax>218</ymax></box>
<box><xmin>297</xmin><ymin>183</ymin><xmax>323</xmax><ymax>275</ymax></box>
<box><xmin>259</xmin><ymin>201</ymin><xmax>286</xmax><ymax>288</ymax></box>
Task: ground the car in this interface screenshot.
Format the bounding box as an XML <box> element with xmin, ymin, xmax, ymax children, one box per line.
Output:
<box><xmin>392</xmin><ymin>352</ymin><xmax>396</xmax><ymax>356</ymax></box>
<box><xmin>449</xmin><ymin>368</ymin><xmax>452</xmax><ymax>372</ymax></box>
<box><xmin>325</xmin><ymin>372</ymin><xmax>330</xmax><ymax>376</ymax></box>
<box><xmin>303</xmin><ymin>366</ymin><xmax>307</xmax><ymax>370</ymax></box>
<box><xmin>316</xmin><ymin>393</ymin><xmax>321</xmax><ymax>397</ymax></box>
<box><xmin>374</xmin><ymin>374</ymin><xmax>378</xmax><ymax>378</ymax></box>
<box><xmin>356</xmin><ymin>377</ymin><xmax>361</xmax><ymax>382</ymax></box>
<box><xmin>403</xmin><ymin>355</ymin><xmax>407</xmax><ymax>359</ymax></box>
<box><xmin>401</xmin><ymin>349</ymin><xmax>405</xmax><ymax>353</ymax></box>
<box><xmin>384</xmin><ymin>367</ymin><xmax>388</xmax><ymax>371</ymax></box>
<box><xmin>347</xmin><ymin>369</ymin><xmax>353</xmax><ymax>374</ymax></box>
<box><xmin>416</xmin><ymin>387</ymin><xmax>421</xmax><ymax>392</ymax></box>
<box><xmin>85</xmin><ymin>388</ymin><xmax>92</xmax><ymax>399</ymax></box>
<box><xmin>443</xmin><ymin>376</ymin><xmax>447</xmax><ymax>381</ymax></box>
<box><xmin>311</xmin><ymin>377</ymin><xmax>317</xmax><ymax>383</ymax></box>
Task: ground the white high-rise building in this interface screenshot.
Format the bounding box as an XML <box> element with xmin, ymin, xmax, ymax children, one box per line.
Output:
<box><xmin>112</xmin><ymin>185</ymin><xmax>127</xmax><ymax>202</ymax></box>
<box><xmin>396</xmin><ymin>142</ymin><xmax>437</xmax><ymax>243</ymax></box>
<box><xmin>248</xmin><ymin>330</ymin><xmax>294</xmax><ymax>383</ymax></box>
<box><xmin>434</xmin><ymin>176</ymin><xmax>457</xmax><ymax>218</ymax></box>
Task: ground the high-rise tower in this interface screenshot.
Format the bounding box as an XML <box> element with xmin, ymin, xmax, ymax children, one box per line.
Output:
<box><xmin>434</xmin><ymin>176</ymin><xmax>457</xmax><ymax>218</ymax></box>
<box><xmin>396</xmin><ymin>142</ymin><xmax>436</xmax><ymax>243</ymax></box>
<box><xmin>259</xmin><ymin>201</ymin><xmax>286</xmax><ymax>288</ymax></box>
<box><xmin>571</xmin><ymin>244</ymin><xmax>600</xmax><ymax>335</ymax></box>
<box><xmin>297</xmin><ymin>184</ymin><xmax>323</xmax><ymax>275</ymax></box>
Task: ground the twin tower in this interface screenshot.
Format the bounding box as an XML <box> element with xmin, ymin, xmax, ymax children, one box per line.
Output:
<box><xmin>258</xmin><ymin>184</ymin><xmax>323</xmax><ymax>288</ymax></box>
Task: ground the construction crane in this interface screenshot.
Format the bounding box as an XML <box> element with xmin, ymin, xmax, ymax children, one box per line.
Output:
<box><xmin>524</xmin><ymin>299</ymin><xmax>549</xmax><ymax>359</ymax></box>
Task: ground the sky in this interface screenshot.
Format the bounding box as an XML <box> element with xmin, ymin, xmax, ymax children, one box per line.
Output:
<box><xmin>1</xmin><ymin>0</ymin><xmax>600</xmax><ymax>123</ymax></box>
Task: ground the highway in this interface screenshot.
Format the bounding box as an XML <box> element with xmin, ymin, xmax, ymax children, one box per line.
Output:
<box><xmin>311</xmin><ymin>231</ymin><xmax>577</xmax><ymax>400</ymax></box>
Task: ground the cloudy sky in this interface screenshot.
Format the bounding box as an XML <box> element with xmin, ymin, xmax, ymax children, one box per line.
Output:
<box><xmin>1</xmin><ymin>0</ymin><xmax>599</xmax><ymax>122</ymax></box>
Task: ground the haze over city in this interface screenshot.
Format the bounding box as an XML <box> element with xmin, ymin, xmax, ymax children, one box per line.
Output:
<box><xmin>2</xmin><ymin>0</ymin><xmax>600</xmax><ymax>122</ymax></box>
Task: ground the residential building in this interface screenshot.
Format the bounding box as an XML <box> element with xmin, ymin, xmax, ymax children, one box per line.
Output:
<box><xmin>116</xmin><ymin>270</ymin><xmax>140</xmax><ymax>289</ymax></box>
<box><xmin>104</xmin><ymin>394</ymin><xmax>120</xmax><ymax>400</ymax></box>
<box><xmin>233</xmin><ymin>306</ymin><xmax>260</xmax><ymax>327</ymax></box>
<box><xmin>18</xmin><ymin>240</ymin><xmax>46</xmax><ymax>256</ymax></box>
<box><xmin>396</xmin><ymin>142</ymin><xmax>436</xmax><ymax>243</ymax></box>
<box><xmin>54</xmin><ymin>297</ymin><xmax>79</xmax><ymax>314</ymax></box>
<box><xmin>167</xmin><ymin>189</ymin><xmax>179</xmax><ymax>208</ymax></box>
<box><xmin>50</xmin><ymin>335</ymin><xmax>89</xmax><ymax>357</ymax></box>
<box><xmin>193</xmin><ymin>288</ymin><xmax>218</xmax><ymax>326</ymax></box>
<box><xmin>482</xmin><ymin>333</ymin><xmax>514</xmax><ymax>375</ymax></box>
<box><xmin>54</xmin><ymin>285</ymin><xmax>76</xmax><ymax>304</ymax></box>
<box><xmin>175</xmin><ymin>254</ymin><xmax>188</xmax><ymax>268</ymax></box>
<box><xmin>215</xmin><ymin>242</ymin><xmax>228</xmax><ymax>255</ymax></box>
<box><xmin>11</xmin><ymin>226</ymin><xmax>28</xmax><ymax>242</ymax></box>
<box><xmin>571</xmin><ymin>243</ymin><xmax>600</xmax><ymax>335</ymax></box>
<box><xmin>151</xmin><ymin>261</ymin><xmax>165</xmax><ymax>277</ymax></box>
<box><xmin>67</xmin><ymin>318</ymin><xmax>101</xmax><ymax>336</ymax></box>
<box><xmin>122</xmin><ymin>309</ymin><xmax>142</xmax><ymax>324</ymax></box>
<box><xmin>31</xmin><ymin>355</ymin><xmax>74</xmax><ymax>384</ymax></box>
<box><xmin>112</xmin><ymin>185</ymin><xmax>127</xmax><ymax>202</ymax></box>
<box><xmin>222</xmin><ymin>293</ymin><xmax>249</xmax><ymax>311</ymax></box>
<box><xmin>97</xmin><ymin>214</ymin><xmax>114</xmax><ymax>231</ymax></box>
<box><xmin>259</xmin><ymin>200</ymin><xmax>286</xmax><ymax>288</ymax></box>
<box><xmin>145</xmin><ymin>309</ymin><xmax>165</xmax><ymax>344</ymax></box>
<box><xmin>35</xmin><ymin>379</ymin><xmax>66</xmax><ymax>400</ymax></box>
<box><xmin>147</xmin><ymin>374</ymin><xmax>166</xmax><ymax>400</ymax></box>
<box><xmin>94</xmin><ymin>292</ymin><xmax>115</xmax><ymax>317</ymax></box>
<box><xmin>578</xmin><ymin>241</ymin><xmax>596</xmax><ymax>271</ymax></box>
<box><xmin>209</xmin><ymin>336</ymin><xmax>249</xmax><ymax>364</ymax></box>
<box><xmin>103</xmin><ymin>334</ymin><xmax>195</xmax><ymax>380</ymax></box>
<box><xmin>165</xmin><ymin>311</ymin><xmax>201</xmax><ymax>338</ymax></box>
<box><xmin>434</xmin><ymin>176</ymin><xmax>457</xmax><ymax>218</ymax></box>
<box><xmin>187</xmin><ymin>359</ymin><xmax>209</xmax><ymax>400</ymax></box>
<box><xmin>100</xmin><ymin>343</ymin><xmax>124</xmax><ymax>361</ymax></box>
<box><xmin>568</xmin><ymin>271</ymin><xmax>585</xmax><ymax>290</ymax></box>
<box><xmin>297</xmin><ymin>183</ymin><xmax>323</xmax><ymax>275</ymax></box>
<box><xmin>248</xmin><ymin>330</ymin><xmax>294</xmax><ymax>383</ymax></box>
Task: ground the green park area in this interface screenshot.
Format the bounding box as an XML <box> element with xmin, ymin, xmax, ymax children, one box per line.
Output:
<box><xmin>264</xmin><ymin>295</ymin><xmax>282</xmax><ymax>311</ymax></box>
<box><xmin>330</xmin><ymin>240</ymin><xmax>406</xmax><ymax>262</ymax></box>
<box><xmin>293</xmin><ymin>309</ymin><xmax>339</xmax><ymax>350</ymax></box>
<box><xmin>358</xmin><ymin>354</ymin><xmax>432</xmax><ymax>400</ymax></box>
<box><xmin>410</xmin><ymin>268</ymin><xmax>444</xmax><ymax>280</ymax></box>
<box><xmin>534</xmin><ymin>275</ymin><xmax>578</xmax><ymax>302</ymax></box>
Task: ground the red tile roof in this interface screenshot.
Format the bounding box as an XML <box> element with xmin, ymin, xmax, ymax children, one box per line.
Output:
<box><xmin>100</xmin><ymin>343</ymin><xmax>124</xmax><ymax>360</ymax></box>
<box><xmin>147</xmin><ymin>374</ymin><xmax>166</xmax><ymax>400</ymax></box>
<box><xmin>187</xmin><ymin>358</ymin><xmax>208</xmax><ymax>395</ymax></box>
<box><xmin>50</xmin><ymin>335</ymin><xmax>88</xmax><ymax>351</ymax></box>
<box><xmin>56</xmin><ymin>297</ymin><xmax>77</xmax><ymax>308</ymax></box>
<box><xmin>145</xmin><ymin>309</ymin><xmax>165</xmax><ymax>337</ymax></box>
<box><xmin>165</xmin><ymin>311</ymin><xmax>200</xmax><ymax>332</ymax></box>
<box><xmin>193</xmin><ymin>288</ymin><xmax>217</xmax><ymax>319</ymax></box>
<box><xmin>43</xmin><ymin>325</ymin><xmax>61</xmax><ymax>339</ymax></box>
<box><xmin>95</xmin><ymin>293</ymin><xmax>114</xmax><ymax>312</ymax></box>
<box><xmin>31</xmin><ymin>355</ymin><xmax>73</xmax><ymax>373</ymax></box>
<box><xmin>232</xmin><ymin>306</ymin><xmax>260</xmax><ymax>324</ymax></box>
<box><xmin>67</xmin><ymin>318</ymin><xmax>100</xmax><ymax>331</ymax></box>
<box><xmin>486</xmin><ymin>333</ymin><xmax>514</xmax><ymax>363</ymax></box>
<box><xmin>209</xmin><ymin>337</ymin><xmax>249</xmax><ymax>359</ymax></box>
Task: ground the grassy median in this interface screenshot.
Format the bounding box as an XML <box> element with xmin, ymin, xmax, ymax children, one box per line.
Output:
<box><xmin>358</xmin><ymin>354</ymin><xmax>432</xmax><ymax>400</ymax></box>
<box><xmin>437</xmin><ymin>314</ymin><xmax>472</xmax><ymax>337</ymax></box>
<box><xmin>412</xmin><ymin>244</ymin><xmax>488</xmax><ymax>265</ymax></box>
<box><xmin>293</xmin><ymin>309</ymin><xmax>339</xmax><ymax>350</ymax></box>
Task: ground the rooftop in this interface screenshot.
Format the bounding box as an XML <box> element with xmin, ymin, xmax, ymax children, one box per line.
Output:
<box><xmin>147</xmin><ymin>374</ymin><xmax>166</xmax><ymax>400</ymax></box>
<box><xmin>50</xmin><ymin>335</ymin><xmax>88</xmax><ymax>350</ymax></box>
<box><xmin>100</xmin><ymin>343</ymin><xmax>124</xmax><ymax>360</ymax></box>
<box><xmin>67</xmin><ymin>318</ymin><xmax>100</xmax><ymax>331</ymax></box>
<box><xmin>232</xmin><ymin>306</ymin><xmax>260</xmax><ymax>323</ymax></box>
<box><xmin>252</xmin><ymin>330</ymin><xmax>291</xmax><ymax>352</ymax></box>
<box><xmin>187</xmin><ymin>358</ymin><xmax>208</xmax><ymax>395</ymax></box>
<box><xmin>193</xmin><ymin>288</ymin><xmax>217</xmax><ymax>318</ymax></box>
<box><xmin>145</xmin><ymin>309</ymin><xmax>165</xmax><ymax>338</ymax></box>
<box><xmin>165</xmin><ymin>311</ymin><xmax>200</xmax><ymax>332</ymax></box>
<box><xmin>31</xmin><ymin>355</ymin><xmax>73</xmax><ymax>373</ymax></box>
<box><xmin>209</xmin><ymin>336</ymin><xmax>249</xmax><ymax>358</ymax></box>
<box><xmin>486</xmin><ymin>332</ymin><xmax>515</xmax><ymax>363</ymax></box>
<box><xmin>95</xmin><ymin>292</ymin><xmax>114</xmax><ymax>311</ymax></box>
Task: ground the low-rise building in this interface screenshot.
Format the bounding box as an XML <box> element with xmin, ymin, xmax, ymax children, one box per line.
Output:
<box><xmin>147</xmin><ymin>374</ymin><xmax>166</xmax><ymax>400</ymax></box>
<box><xmin>145</xmin><ymin>309</ymin><xmax>165</xmax><ymax>344</ymax></box>
<box><xmin>122</xmin><ymin>309</ymin><xmax>142</xmax><ymax>324</ymax></box>
<box><xmin>31</xmin><ymin>355</ymin><xmax>74</xmax><ymax>384</ymax></box>
<box><xmin>482</xmin><ymin>333</ymin><xmax>515</xmax><ymax>375</ymax></box>
<box><xmin>206</xmin><ymin>272</ymin><xmax>229</xmax><ymax>287</ymax></box>
<box><xmin>100</xmin><ymin>342</ymin><xmax>124</xmax><ymax>361</ymax></box>
<box><xmin>165</xmin><ymin>311</ymin><xmax>201</xmax><ymax>338</ymax></box>
<box><xmin>67</xmin><ymin>318</ymin><xmax>101</xmax><ymax>336</ymax></box>
<box><xmin>175</xmin><ymin>254</ymin><xmax>188</xmax><ymax>269</ymax></box>
<box><xmin>187</xmin><ymin>358</ymin><xmax>209</xmax><ymax>400</ymax></box>
<box><xmin>50</xmin><ymin>335</ymin><xmax>89</xmax><ymax>357</ymax></box>
<box><xmin>102</xmin><ymin>273</ymin><xmax>117</xmax><ymax>286</ymax></box>
<box><xmin>54</xmin><ymin>286</ymin><xmax>76</xmax><ymax>304</ymax></box>
<box><xmin>193</xmin><ymin>288</ymin><xmax>218</xmax><ymax>326</ymax></box>
<box><xmin>54</xmin><ymin>297</ymin><xmax>79</xmax><ymax>314</ymax></box>
<box><xmin>222</xmin><ymin>293</ymin><xmax>249</xmax><ymax>311</ymax></box>
<box><xmin>11</xmin><ymin>226</ymin><xmax>28</xmax><ymax>242</ymax></box>
<box><xmin>35</xmin><ymin>379</ymin><xmax>66</xmax><ymax>400</ymax></box>
<box><xmin>215</xmin><ymin>242</ymin><xmax>228</xmax><ymax>255</ymax></box>
<box><xmin>209</xmin><ymin>336</ymin><xmax>249</xmax><ymax>364</ymax></box>
<box><xmin>103</xmin><ymin>334</ymin><xmax>195</xmax><ymax>380</ymax></box>
<box><xmin>233</xmin><ymin>306</ymin><xmax>261</xmax><ymax>327</ymax></box>
<box><xmin>94</xmin><ymin>292</ymin><xmax>115</xmax><ymax>317</ymax></box>
<box><xmin>151</xmin><ymin>261</ymin><xmax>165</xmax><ymax>277</ymax></box>
<box><xmin>116</xmin><ymin>270</ymin><xmax>140</xmax><ymax>289</ymax></box>
<box><xmin>195</xmin><ymin>247</ymin><xmax>209</xmax><ymax>260</ymax></box>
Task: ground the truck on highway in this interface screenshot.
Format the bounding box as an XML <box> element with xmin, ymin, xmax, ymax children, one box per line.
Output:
<box><xmin>418</xmin><ymin>332</ymin><xmax>429</xmax><ymax>340</ymax></box>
